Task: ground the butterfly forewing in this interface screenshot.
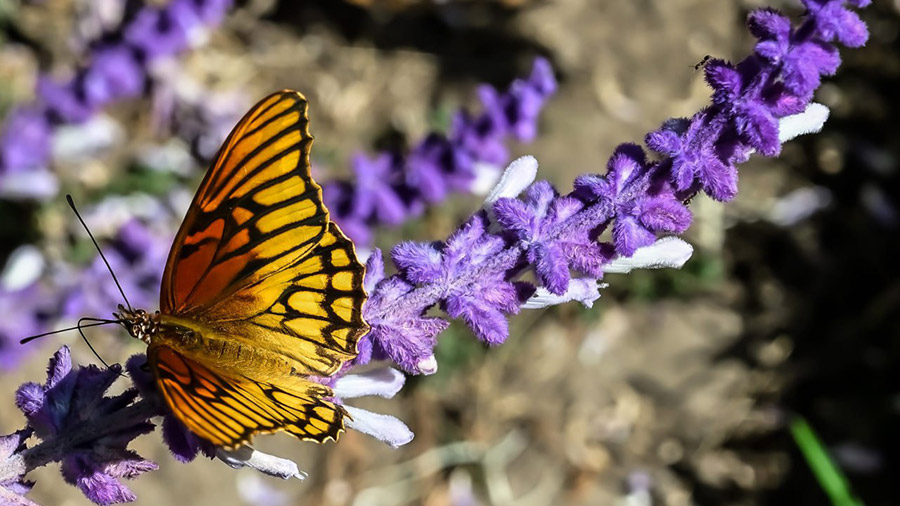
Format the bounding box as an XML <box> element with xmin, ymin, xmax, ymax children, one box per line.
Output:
<box><xmin>160</xmin><ymin>91</ymin><xmax>328</xmax><ymax>315</ymax></box>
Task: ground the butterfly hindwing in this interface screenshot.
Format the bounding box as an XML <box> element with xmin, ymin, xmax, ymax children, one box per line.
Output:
<box><xmin>149</xmin><ymin>344</ymin><xmax>345</xmax><ymax>449</ymax></box>
<box><xmin>161</xmin><ymin>90</ymin><xmax>328</xmax><ymax>316</ymax></box>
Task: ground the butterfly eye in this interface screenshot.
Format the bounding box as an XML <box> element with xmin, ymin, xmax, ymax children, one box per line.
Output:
<box><xmin>131</xmin><ymin>324</ymin><xmax>140</xmax><ymax>336</ymax></box>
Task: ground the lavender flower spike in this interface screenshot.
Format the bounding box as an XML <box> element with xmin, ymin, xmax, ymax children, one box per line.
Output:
<box><xmin>359</xmin><ymin>0</ymin><xmax>868</xmax><ymax>376</ymax></box>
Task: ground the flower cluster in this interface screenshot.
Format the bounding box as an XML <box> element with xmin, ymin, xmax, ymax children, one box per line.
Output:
<box><xmin>8</xmin><ymin>347</ymin><xmax>158</xmax><ymax>505</ymax></box>
<box><xmin>322</xmin><ymin>57</ymin><xmax>557</xmax><ymax>246</ymax></box>
<box><xmin>356</xmin><ymin>0</ymin><xmax>869</xmax><ymax>374</ymax></box>
<box><xmin>0</xmin><ymin>1</ymin><xmax>870</xmax><ymax>505</ymax></box>
<box><xmin>0</xmin><ymin>0</ymin><xmax>234</xmax><ymax>187</ymax></box>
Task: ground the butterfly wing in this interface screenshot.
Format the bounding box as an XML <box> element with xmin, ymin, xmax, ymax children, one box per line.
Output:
<box><xmin>161</xmin><ymin>90</ymin><xmax>328</xmax><ymax>316</ymax></box>
<box><xmin>149</xmin><ymin>343</ymin><xmax>345</xmax><ymax>449</ymax></box>
<box><xmin>160</xmin><ymin>90</ymin><xmax>367</xmax><ymax>377</ymax></box>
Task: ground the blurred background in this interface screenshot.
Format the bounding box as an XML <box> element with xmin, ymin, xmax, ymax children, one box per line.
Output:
<box><xmin>1</xmin><ymin>0</ymin><xmax>898</xmax><ymax>505</ymax></box>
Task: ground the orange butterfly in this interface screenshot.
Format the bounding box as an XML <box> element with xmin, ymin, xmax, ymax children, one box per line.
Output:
<box><xmin>115</xmin><ymin>90</ymin><xmax>368</xmax><ymax>449</ymax></box>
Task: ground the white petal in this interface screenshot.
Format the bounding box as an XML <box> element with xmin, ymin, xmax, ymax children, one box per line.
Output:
<box><xmin>469</xmin><ymin>161</ymin><xmax>503</xmax><ymax>195</ymax></box>
<box><xmin>604</xmin><ymin>237</ymin><xmax>693</xmax><ymax>274</ymax></box>
<box><xmin>0</xmin><ymin>245</ymin><xmax>45</xmax><ymax>291</ymax></box>
<box><xmin>216</xmin><ymin>446</ymin><xmax>306</xmax><ymax>480</ymax></box>
<box><xmin>522</xmin><ymin>278</ymin><xmax>603</xmax><ymax>309</ymax></box>
<box><xmin>483</xmin><ymin>155</ymin><xmax>538</xmax><ymax>206</ymax></box>
<box><xmin>778</xmin><ymin>103</ymin><xmax>829</xmax><ymax>144</ymax></box>
<box><xmin>333</xmin><ymin>367</ymin><xmax>405</xmax><ymax>399</ymax></box>
<box><xmin>344</xmin><ymin>405</ymin><xmax>414</xmax><ymax>448</ymax></box>
<box><xmin>417</xmin><ymin>355</ymin><xmax>438</xmax><ymax>375</ymax></box>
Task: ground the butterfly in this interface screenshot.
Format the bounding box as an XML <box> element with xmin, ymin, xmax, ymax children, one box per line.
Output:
<box><xmin>114</xmin><ymin>90</ymin><xmax>368</xmax><ymax>450</ymax></box>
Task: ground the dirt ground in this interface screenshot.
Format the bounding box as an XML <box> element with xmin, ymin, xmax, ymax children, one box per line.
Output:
<box><xmin>1</xmin><ymin>0</ymin><xmax>898</xmax><ymax>505</ymax></box>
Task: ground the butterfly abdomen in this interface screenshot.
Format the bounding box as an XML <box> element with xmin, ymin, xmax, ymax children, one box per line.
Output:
<box><xmin>155</xmin><ymin>318</ymin><xmax>301</xmax><ymax>381</ymax></box>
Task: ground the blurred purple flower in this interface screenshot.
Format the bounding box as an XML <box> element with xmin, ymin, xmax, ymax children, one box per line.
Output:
<box><xmin>0</xmin><ymin>0</ymin><xmax>235</xmax><ymax>177</ymax></box>
<box><xmin>83</xmin><ymin>47</ymin><xmax>146</xmax><ymax>106</ymax></box>
<box><xmin>61</xmin><ymin>219</ymin><xmax>168</xmax><ymax>319</ymax></box>
<box><xmin>0</xmin><ymin>108</ymin><xmax>51</xmax><ymax>173</ymax></box>
<box><xmin>406</xmin><ymin>134</ymin><xmax>473</xmax><ymax>203</ymax></box>
<box><xmin>0</xmin><ymin>285</ymin><xmax>44</xmax><ymax>371</ymax></box>
<box><xmin>325</xmin><ymin>57</ymin><xmax>557</xmax><ymax>247</ymax></box>
<box><xmin>350</xmin><ymin>152</ymin><xmax>415</xmax><ymax>226</ymax></box>
<box><xmin>15</xmin><ymin>347</ymin><xmax>157</xmax><ymax>505</ymax></box>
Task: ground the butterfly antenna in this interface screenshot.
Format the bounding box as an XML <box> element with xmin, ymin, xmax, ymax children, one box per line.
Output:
<box><xmin>19</xmin><ymin>318</ymin><xmax>121</xmax><ymax>344</ymax></box>
<box><xmin>77</xmin><ymin>317</ymin><xmax>114</xmax><ymax>370</ymax></box>
<box><xmin>66</xmin><ymin>194</ymin><xmax>133</xmax><ymax>311</ymax></box>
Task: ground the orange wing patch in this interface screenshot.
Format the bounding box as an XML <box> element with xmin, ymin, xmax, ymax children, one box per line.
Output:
<box><xmin>149</xmin><ymin>344</ymin><xmax>345</xmax><ymax>449</ymax></box>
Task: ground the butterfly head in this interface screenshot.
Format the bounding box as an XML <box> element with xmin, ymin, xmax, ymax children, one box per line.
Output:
<box><xmin>113</xmin><ymin>305</ymin><xmax>160</xmax><ymax>344</ymax></box>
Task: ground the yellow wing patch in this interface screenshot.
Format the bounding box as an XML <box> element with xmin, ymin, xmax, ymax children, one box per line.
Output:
<box><xmin>198</xmin><ymin>223</ymin><xmax>368</xmax><ymax>376</ymax></box>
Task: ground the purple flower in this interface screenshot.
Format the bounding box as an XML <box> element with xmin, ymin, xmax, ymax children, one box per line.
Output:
<box><xmin>705</xmin><ymin>59</ymin><xmax>781</xmax><ymax>156</ymax></box>
<box><xmin>406</xmin><ymin>134</ymin><xmax>474</xmax><ymax>203</ymax></box>
<box><xmin>350</xmin><ymin>152</ymin><xmax>415</xmax><ymax>226</ymax></box>
<box><xmin>646</xmin><ymin>113</ymin><xmax>740</xmax><ymax>201</ymax></box>
<box><xmin>15</xmin><ymin>347</ymin><xmax>157</xmax><ymax>505</ymax></box>
<box><xmin>125</xmin><ymin>6</ymin><xmax>194</xmax><ymax>60</ymax></box>
<box><xmin>0</xmin><ymin>284</ymin><xmax>44</xmax><ymax>371</ymax></box>
<box><xmin>749</xmin><ymin>9</ymin><xmax>840</xmax><ymax>97</ymax></box>
<box><xmin>803</xmin><ymin>0</ymin><xmax>871</xmax><ymax>47</ymax></box>
<box><xmin>358</xmin><ymin>250</ymin><xmax>448</xmax><ymax>374</ymax></box>
<box><xmin>0</xmin><ymin>430</ymin><xmax>34</xmax><ymax>504</ymax></box>
<box><xmin>0</xmin><ymin>0</ymin><xmax>234</xmax><ymax>175</ymax></box>
<box><xmin>502</xmin><ymin>57</ymin><xmax>557</xmax><ymax>141</ymax></box>
<box><xmin>0</xmin><ymin>108</ymin><xmax>51</xmax><ymax>173</ymax></box>
<box><xmin>575</xmin><ymin>144</ymin><xmax>691</xmax><ymax>255</ymax></box>
<box><xmin>38</xmin><ymin>77</ymin><xmax>95</xmax><ymax>124</ymax></box>
<box><xmin>494</xmin><ymin>180</ymin><xmax>609</xmax><ymax>294</ymax></box>
<box><xmin>83</xmin><ymin>47</ymin><xmax>146</xmax><ymax>106</ymax></box>
<box><xmin>392</xmin><ymin>213</ymin><xmax>531</xmax><ymax>345</ymax></box>
<box><xmin>450</xmin><ymin>107</ymin><xmax>509</xmax><ymax>168</ymax></box>
<box><xmin>191</xmin><ymin>0</ymin><xmax>234</xmax><ymax>24</ymax></box>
